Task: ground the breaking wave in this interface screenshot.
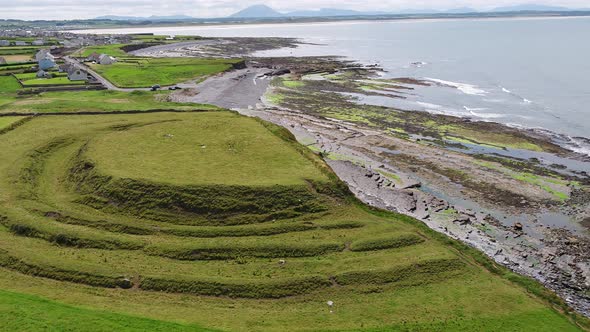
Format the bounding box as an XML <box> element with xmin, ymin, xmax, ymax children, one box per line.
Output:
<box><xmin>424</xmin><ymin>78</ymin><xmax>487</xmax><ymax>96</ymax></box>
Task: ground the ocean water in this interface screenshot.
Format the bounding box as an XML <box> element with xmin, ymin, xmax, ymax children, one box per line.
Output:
<box><xmin>76</xmin><ymin>17</ymin><xmax>590</xmax><ymax>154</ymax></box>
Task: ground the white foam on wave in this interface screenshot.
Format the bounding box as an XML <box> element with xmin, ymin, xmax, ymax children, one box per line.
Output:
<box><xmin>463</xmin><ymin>106</ymin><xmax>488</xmax><ymax>112</ymax></box>
<box><xmin>501</xmin><ymin>87</ymin><xmax>512</xmax><ymax>93</ymax></box>
<box><xmin>416</xmin><ymin>101</ymin><xmax>443</xmax><ymax>109</ymax></box>
<box><xmin>565</xmin><ymin>137</ymin><xmax>590</xmax><ymax>156</ymax></box>
<box><xmin>468</xmin><ymin>111</ymin><xmax>505</xmax><ymax>119</ymax></box>
<box><xmin>424</xmin><ymin>78</ymin><xmax>487</xmax><ymax>96</ymax></box>
<box><xmin>523</xmin><ymin>98</ymin><xmax>532</xmax><ymax>104</ymax></box>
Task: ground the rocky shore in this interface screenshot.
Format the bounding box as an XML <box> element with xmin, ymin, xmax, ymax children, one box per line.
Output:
<box><xmin>161</xmin><ymin>39</ymin><xmax>590</xmax><ymax>316</ymax></box>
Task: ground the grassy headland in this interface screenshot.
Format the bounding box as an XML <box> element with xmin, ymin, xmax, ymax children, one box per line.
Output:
<box><xmin>0</xmin><ymin>108</ymin><xmax>585</xmax><ymax>331</ymax></box>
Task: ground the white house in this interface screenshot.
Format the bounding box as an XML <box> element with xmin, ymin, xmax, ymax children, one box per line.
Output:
<box><xmin>38</xmin><ymin>54</ymin><xmax>56</xmax><ymax>70</ymax></box>
<box><xmin>67</xmin><ymin>69</ymin><xmax>89</xmax><ymax>81</ymax></box>
<box><xmin>32</xmin><ymin>39</ymin><xmax>45</xmax><ymax>46</ymax></box>
<box><xmin>98</xmin><ymin>54</ymin><xmax>116</xmax><ymax>65</ymax></box>
<box><xmin>14</xmin><ymin>41</ymin><xmax>28</xmax><ymax>46</ymax></box>
<box><xmin>35</xmin><ymin>49</ymin><xmax>53</xmax><ymax>62</ymax></box>
<box><xmin>0</xmin><ymin>40</ymin><xmax>9</xmax><ymax>47</ymax></box>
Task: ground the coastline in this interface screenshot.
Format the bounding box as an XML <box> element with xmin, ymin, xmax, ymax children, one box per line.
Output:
<box><xmin>138</xmin><ymin>38</ymin><xmax>590</xmax><ymax>315</ymax></box>
<box><xmin>66</xmin><ymin>13</ymin><xmax>590</xmax><ymax>33</ymax></box>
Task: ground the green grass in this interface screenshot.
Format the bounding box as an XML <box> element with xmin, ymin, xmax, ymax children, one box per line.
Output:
<box><xmin>0</xmin><ymin>116</ymin><xmax>26</xmax><ymax>131</ymax></box>
<box><xmin>80</xmin><ymin>44</ymin><xmax>129</xmax><ymax>57</ymax></box>
<box><xmin>14</xmin><ymin>72</ymin><xmax>67</xmax><ymax>81</ymax></box>
<box><xmin>0</xmin><ymin>290</ymin><xmax>213</xmax><ymax>332</ymax></box>
<box><xmin>0</xmin><ymin>75</ymin><xmax>21</xmax><ymax>92</ymax></box>
<box><xmin>0</xmin><ymin>76</ymin><xmax>20</xmax><ymax>107</ymax></box>
<box><xmin>0</xmin><ymin>110</ymin><xmax>585</xmax><ymax>331</ymax></box>
<box><xmin>21</xmin><ymin>77</ymin><xmax>86</xmax><ymax>87</ymax></box>
<box><xmin>87</xmin><ymin>112</ymin><xmax>328</xmax><ymax>186</ymax></box>
<box><xmin>0</xmin><ymin>90</ymin><xmax>217</xmax><ymax>114</ymax></box>
<box><xmin>90</xmin><ymin>58</ymin><xmax>241</xmax><ymax>88</ymax></box>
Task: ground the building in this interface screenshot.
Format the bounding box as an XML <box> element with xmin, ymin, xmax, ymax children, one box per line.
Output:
<box><xmin>38</xmin><ymin>54</ymin><xmax>56</xmax><ymax>70</ymax></box>
<box><xmin>67</xmin><ymin>69</ymin><xmax>89</xmax><ymax>81</ymax></box>
<box><xmin>35</xmin><ymin>49</ymin><xmax>52</xmax><ymax>62</ymax></box>
<box><xmin>0</xmin><ymin>40</ymin><xmax>9</xmax><ymax>47</ymax></box>
<box><xmin>32</xmin><ymin>39</ymin><xmax>45</xmax><ymax>46</ymax></box>
<box><xmin>36</xmin><ymin>70</ymin><xmax>51</xmax><ymax>78</ymax></box>
<box><xmin>14</xmin><ymin>41</ymin><xmax>28</xmax><ymax>46</ymax></box>
<box><xmin>0</xmin><ymin>57</ymin><xmax>6</xmax><ymax>65</ymax></box>
<box><xmin>98</xmin><ymin>54</ymin><xmax>116</xmax><ymax>65</ymax></box>
<box><xmin>85</xmin><ymin>52</ymin><xmax>101</xmax><ymax>63</ymax></box>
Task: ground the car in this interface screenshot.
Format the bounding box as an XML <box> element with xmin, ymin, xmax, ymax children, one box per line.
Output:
<box><xmin>168</xmin><ymin>86</ymin><xmax>182</xmax><ymax>90</ymax></box>
<box><xmin>150</xmin><ymin>84</ymin><xmax>161</xmax><ymax>91</ymax></box>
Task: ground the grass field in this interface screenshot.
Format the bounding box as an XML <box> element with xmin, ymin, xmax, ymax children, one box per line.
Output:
<box><xmin>0</xmin><ymin>110</ymin><xmax>586</xmax><ymax>331</ymax></box>
<box><xmin>90</xmin><ymin>58</ymin><xmax>241</xmax><ymax>88</ymax></box>
<box><xmin>20</xmin><ymin>77</ymin><xmax>87</xmax><ymax>86</ymax></box>
<box><xmin>80</xmin><ymin>44</ymin><xmax>129</xmax><ymax>57</ymax></box>
<box><xmin>0</xmin><ymin>290</ymin><xmax>212</xmax><ymax>332</ymax></box>
<box><xmin>0</xmin><ymin>76</ymin><xmax>20</xmax><ymax>107</ymax></box>
<box><xmin>0</xmin><ymin>89</ymin><xmax>217</xmax><ymax>114</ymax></box>
<box><xmin>0</xmin><ymin>46</ymin><xmax>39</xmax><ymax>56</ymax></box>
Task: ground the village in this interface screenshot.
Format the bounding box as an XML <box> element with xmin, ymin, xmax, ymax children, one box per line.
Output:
<box><xmin>1</xmin><ymin>29</ymin><xmax>140</xmax><ymax>90</ymax></box>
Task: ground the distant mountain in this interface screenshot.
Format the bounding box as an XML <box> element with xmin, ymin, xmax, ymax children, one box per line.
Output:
<box><xmin>228</xmin><ymin>5</ymin><xmax>483</xmax><ymax>19</ymax></box>
<box><xmin>491</xmin><ymin>4</ymin><xmax>576</xmax><ymax>12</ymax></box>
<box><xmin>230</xmin><ymin>5</ymin><xmax>282</xmax><ymax>18</ymax></box>
<box><xmin>95</xmin><ymin>15</ymin><xmax>194</xmax><ymax>21</ymax></box>
<box><xmin>445</xmin><ymin>7</ymin><xmax>478</xmax><ymax>14</ymax></box>
<box><xmin>286</xmin><ymin>8</ymin><xmax>386</xmax><ymax>17</ymax></box>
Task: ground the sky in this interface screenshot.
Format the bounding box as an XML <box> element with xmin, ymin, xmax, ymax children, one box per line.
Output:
<box><xmin>1</xmin><ymin>0</ymin><xmax>589</xmax><ymax>20</ymax></box>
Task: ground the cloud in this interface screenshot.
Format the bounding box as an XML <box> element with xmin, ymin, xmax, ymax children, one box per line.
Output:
<box><xmin>1</xmin><ymin>0</ymin><xmax>589</xmax><ymax>20</ymax></box>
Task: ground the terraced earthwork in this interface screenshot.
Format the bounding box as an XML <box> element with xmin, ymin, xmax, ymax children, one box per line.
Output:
<box><xmin>0</xmin><ymin>111</ymin><xmax>583</xmax><ymax>331</ymax></box>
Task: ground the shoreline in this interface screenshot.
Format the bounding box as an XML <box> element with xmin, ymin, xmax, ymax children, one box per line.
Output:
<box><xmin>65</xmin><ymin>14</ymin><xmax>590</xmax><ymax>34</ymax></box>
<box><xmin>158</xmin><ymin>47</ymin><xmax>590</xmax><ymax>315</ymax></box>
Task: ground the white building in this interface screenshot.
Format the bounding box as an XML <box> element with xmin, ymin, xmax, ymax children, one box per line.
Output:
<box><xmin>67</xmin><ymin>69</ymin><xmax>89</xmax><ymax>81</ymax></box>
<box><xmin>98</xmin><ymin>54</ymin><xmax>116</xmax><ymax>65</ymax></box>
<box><xmin>35</xmin><ymin>49</ymin><xmax>53</xmax><ymax>62</ymax></box>
<box><xmin>0</xmin><ymin>40</ymin><xmax>9</xmax><ymax>47</ymax></box>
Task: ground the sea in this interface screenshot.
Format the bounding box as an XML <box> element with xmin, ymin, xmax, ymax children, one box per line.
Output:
<box><xmin>75</xmin><ymin>17</ymin><xmax>590</xmax><ymax>155</ymax></box>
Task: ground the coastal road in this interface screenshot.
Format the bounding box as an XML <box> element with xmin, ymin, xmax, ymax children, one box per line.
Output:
<box><xmin>65</xmin><ymin>55</ymin><xmax>277</xmax><ymax>110</ymax></box>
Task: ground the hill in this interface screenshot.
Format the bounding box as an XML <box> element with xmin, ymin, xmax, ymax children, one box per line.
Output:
<box><xmin>0</xmin><ymin>106</ymin><xmax>586</xmax><ymax>330</ymax></box>
<box><xmin>230</xmin><ymin>4</ymin><xmax>283</xmax><ymax>18</ymax></box>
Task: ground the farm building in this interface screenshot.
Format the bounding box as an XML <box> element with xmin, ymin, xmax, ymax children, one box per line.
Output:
<box><xmin>98</xmin><ymin>54</ymin><xmax>116</xmax><ymax>65</ymax></box>
<box><xmin>86</xmin><ymin>52</ymin><xmax>101</xmax><ymax>63</ymax></box>
<box><xmin>67</xmin><ymin>69</ymin><xmax>89</xmax><ymax>81</ymax></box>
<box><xmin>0</xmin><ymin>57</ymin><xmax>6</xmax><ymax>65</ymax></box>
<box><xmin>36</xmin><ymin>70</ymin><xmax>52</xmax><ymax>78</ymax></box>
<box><xmin>32</xmin><ymin>39</ymin><xmax>45</xmax><ymax>46</ymax></box>
<box><xmin>0</xmin><ymin>40</ymin><xmax>9</xmax><ymax>47</ymax></box>
<box><xmin>14</xmin><ymin>41</ymin><xmax>28</xmax><ymax>46</ymax></box>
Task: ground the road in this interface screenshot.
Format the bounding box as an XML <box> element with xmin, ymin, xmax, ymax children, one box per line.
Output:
<box><xmin>63</xmin><ymin>56</ymin><xmax>200</xmax><ymax>92</ymax></box>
